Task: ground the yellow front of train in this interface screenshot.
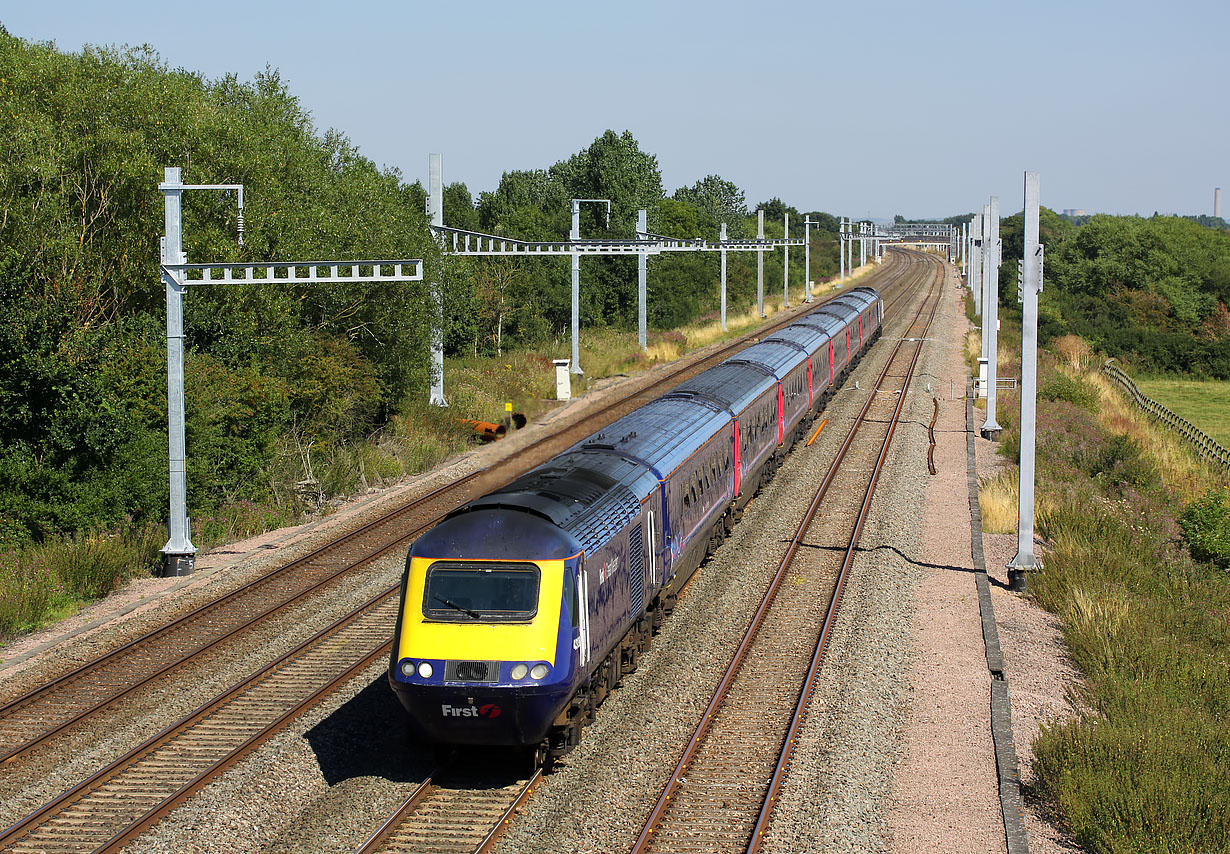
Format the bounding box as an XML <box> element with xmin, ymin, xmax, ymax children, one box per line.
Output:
<box><xmin>388</xmin><ymin>506</ymin><xmax>584</xmax><ymax>747</ymax></box>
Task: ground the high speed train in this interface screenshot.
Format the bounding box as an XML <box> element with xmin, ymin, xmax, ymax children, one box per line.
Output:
<box><xmin>388</xmin><ymin>287</ymin><xmax>883</xmax><ymax>764</ymax></box>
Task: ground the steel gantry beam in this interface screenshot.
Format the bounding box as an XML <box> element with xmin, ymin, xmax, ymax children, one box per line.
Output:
<box><xmin>839</xmin><ymin>218</ymin><xmax>894</xmax><ymax>275</ymax></box>
<box><xmin>158</xmin><ymin>167</ymin><xmax>423</xmax><ymax>577</ymax></box>
<box><xmin>429</xmin><ymin>219</ymin><xmax>803</xmax><ymax>355</ymax></box>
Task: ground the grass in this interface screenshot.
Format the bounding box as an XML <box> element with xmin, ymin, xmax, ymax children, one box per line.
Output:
<box><xmin>0</xmin><ymin>526</ymin><xmax>164</xmax><ymax>643</ymax></box>
<box><xmin>979</xmin><ymin>468</ymin><xmax>1021</xmax><ymax>534</ymax></box>
<box><xmin>978</xmin><ymin>336</ymin><xmax>1230</xmax><ymax>853</ymax></box>
<box><xmin>1133</xmin><ymin>376</ymin><xmax>1230</xmax><ymax>449</ymax></box>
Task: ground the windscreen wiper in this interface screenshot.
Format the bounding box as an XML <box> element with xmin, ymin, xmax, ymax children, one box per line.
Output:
<box><xmin>434</xmin><ymin>595</ymin><xmax>482</xmax><ymax>619</ymax></box>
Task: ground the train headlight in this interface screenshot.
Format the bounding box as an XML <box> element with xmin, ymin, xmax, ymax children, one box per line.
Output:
<box><xmin>417</xmin><ymin>662</ymin><xmax>434</xmax><ymax>678</ymax></box>
<box><xmin>530</xmin><ymin>663</ymin><xmax>550</xmax><ymax>680</ymax></box>
<box><xmin>511</xmin><ymin>663</ymin><xmax>529</xmax><ymax>680</ymax></box>
<box><xmin>400</xmin><ymin>660</ymin><xmax>415</xmax><ymax>678</ymax></box>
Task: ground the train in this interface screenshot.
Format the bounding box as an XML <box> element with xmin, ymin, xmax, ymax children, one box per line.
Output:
<box><xmin>388</xmin><ymin>287</ymin><xmax>884</xmax><ymax>765</ymax></box>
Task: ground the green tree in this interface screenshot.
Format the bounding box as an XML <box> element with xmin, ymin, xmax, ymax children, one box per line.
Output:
<box><xmin>673</xmin><ymin>175</ymin><xmax>747</xmax><ymax>233</ymax></box>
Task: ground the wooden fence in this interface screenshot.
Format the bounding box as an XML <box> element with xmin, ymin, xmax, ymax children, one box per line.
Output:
<box><xmin>1102</xmin><ymin>360</ymin><xmax>1230</xmax><ymax>472</ymax></box>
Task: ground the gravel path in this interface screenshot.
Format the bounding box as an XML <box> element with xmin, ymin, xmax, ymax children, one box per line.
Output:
<box><xmin>881</xmin><ymin>265</ymin><xmax>1084</xmax><ymax>854</ymax></box>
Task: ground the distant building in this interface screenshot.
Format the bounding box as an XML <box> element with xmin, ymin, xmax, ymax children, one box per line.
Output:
<box><xmin>1062</xmin><ymin>208</ymin><xmax>1087</xmax><ymax>216</ymax></box>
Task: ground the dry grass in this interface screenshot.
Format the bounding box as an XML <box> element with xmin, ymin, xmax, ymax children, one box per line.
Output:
<box><xmin>965</xmin><ymin>329</ymin><xmax>982</xmax><ymax>372</ymax></box>
<box><xmin>1083</xmin><ymin>368</ymin><xmax>1217</xmax><ymax>502</ymax></box>
<box><xmin>979</xmin><ymin>468</ymin><xmax>1021</xmax><ymax>533</ymax></box>
<box><xmin>1054</xmin><ymin>334</ymin><xmax>1094</xmax><ymax>372</ymax></box>
<box><xmin>1064</xmin><ymin>584</ymin><xmax>1131</xmax><ymax>640</ymax></box>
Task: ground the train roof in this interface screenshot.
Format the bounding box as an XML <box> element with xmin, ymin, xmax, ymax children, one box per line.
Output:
<box><xmin>665</xmin><ymin>361</ymin><xmax>777</xmax><ymax>416</ymax></box>
<box><xmin>410</xmin><ymin>507</ymin><xmax>581</xmax><ymax>561</ymax></box>
<box><xmin>765</xmin><ymin>324</ymin><xmax>830</xmax><ymax>352</ymax></box>
<box><xmin>796</xmin><ymin>303</ymin><xmax>857</xmax><ymax>334</ymax></box>
<box><xmin>422</xmin><ymin>448</ymin><xmax>659</xmax><ymax>558</ymax></box>
<box><xmin>579</xmin><ymin>395</ymin><xmax>731</xmax><ymax>482</ymax></box>
<box><xmin>727</xmin><ymin>339</ymin><xmax>809</xmax><ymax>379</ymax></box>
<box><xmin>841</xmin><ymin>286</ymin><xmax>881</xmax><ymax>309</ymax></box>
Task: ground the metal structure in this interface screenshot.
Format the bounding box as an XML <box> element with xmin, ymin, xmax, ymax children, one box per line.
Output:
<box><xmin>838</xmin><ymin>218</ymin><xmax>891</xmax><ymax>276</ymax></box>
<box><xmin>431</xmin><ymin>212</ymin><xmax>799</xmax><ymax>352</ymax></box>
<box><xmin>637</xmin><ymin>209</ymin><xmax>649</xmax><ymax>348</ymax></box>
<box><xmin>802</xmin><ymin>215</ymin><xmax>828</xmax><ymax>303</ymax></box>
<box><xmin>720</xmin><ymin>222</ymin><xmax>729</xmax><ymax>328</ymax></box>
<box><xmin>970</xmin><ymin>210</ymin><xmax>983</xmax><ymax>316</ymax></box>
<box><xmin>428</xmin><ymin>154</ymin><xmax>447</xmax><ymax>406</ymax></box>
<box><xmin>881</xmin><ymin>222</ymin><xmax>957</xmax><ymax>257</ymax></box>
<box><xmin>981</xmin><ymin>196</ymin><xmax>1003</xmax><ymax>438</ymax></box>
<box><xmin>570</xmin><ymin>199</ymin><xmax>611</xmax><ymax>374</ymax></box>
<box><xmin>1009</xmin><ymin>171</ymin><xmax>1043</xmax><ymax>590</ymax></box>
<box><xmin>782</xmin><ymin>213</ymin><xmax>790</xmax><ymax>308</ymax></box>
<box><xmin>757</xmin><ymin>209</ymin><xmax>766</xmax><ymax>317</ymax></box>
<box><xmin>961</xmin><ymin>221</ymin><xmax>968</xmax><ymax>276</ymax></box>
<box><xmin>839</xmin><ymin>217</ymin><xmax>846</xmax><ymax>282</ymax></box>
<box><xmin>158</xmin><ymin>167</ymin><xmax>423</xmax><ymax>576</ymax></box>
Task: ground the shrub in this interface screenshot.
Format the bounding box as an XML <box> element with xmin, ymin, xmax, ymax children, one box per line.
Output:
<box><xmin>1179</xmin><ymin>488</ymin><xmax>1230</xmax><ymax>568</ymax></box>
<box><xmin>1075</xmin><ymin>433</ymin><xmax>1157</xmax><ymax>490</ymax></box>
<box><xmin>0</xmin><ymin>525</ymin><xmax>160</xmax><ymax>641</ymax></box>
<box><xmin>1040</xmin><ymin>372</ymin><xmax>1099</xmax><ymax>411</ymax></box>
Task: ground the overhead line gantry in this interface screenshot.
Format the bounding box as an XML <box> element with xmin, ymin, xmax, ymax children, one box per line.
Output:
<box><xmin>425</xmin><ymin>157</ymin><xmax>803</xmax><ymax>374</ymax></box>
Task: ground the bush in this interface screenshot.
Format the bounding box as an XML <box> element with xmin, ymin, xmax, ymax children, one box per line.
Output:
<box><xmin>1179</xmin><ymin>488</ymin><xmax>1230</xmax><ymax>568</ymax></box>
<box><xmin>1028</xmin><ymin>380</ymin><xmax>1230</xmax><ymax>853</ymax></box>
<box><xmin>1040</xmin><ymin>372</ymin><xmax>1099</xmax><ymax>411</ymax></box>
<box><xmin>1075</xmin><ymin>433</ymin><xmax>1157</xmax><ymax>490</ymax></box>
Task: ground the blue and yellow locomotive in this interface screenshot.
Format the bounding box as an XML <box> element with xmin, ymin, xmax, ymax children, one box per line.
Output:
<box><xmin>388</xmin><ymin>287</ymin><xmax>883</xmax><ymax>762</ymax></box>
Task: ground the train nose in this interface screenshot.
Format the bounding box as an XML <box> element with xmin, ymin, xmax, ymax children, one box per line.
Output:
<box><xmin>394</xmin><ymin>682</ymin><xmax>564</xmax><ymax>746</ymax></box>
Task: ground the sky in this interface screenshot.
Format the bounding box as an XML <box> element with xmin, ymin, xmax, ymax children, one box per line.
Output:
<box><xmin>3</xmin><ymin>0</ymin><xmax>1227</xmax><ymax>222</ymax></box>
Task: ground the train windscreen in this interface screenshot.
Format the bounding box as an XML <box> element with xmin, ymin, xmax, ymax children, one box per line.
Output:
<box><xmin>421</xmin><ymin>561</ymin><xmax>540</xmax><ymax>622</ymax></box>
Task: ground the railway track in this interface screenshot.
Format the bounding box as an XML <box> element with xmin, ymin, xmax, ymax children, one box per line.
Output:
<box><xmin>629</xmin><ymin>253</ymin><xmax>944</xmax><ymax>854</ymax></box>
<box><xmin>0</xmin><ymin>591</ymin><xmax>396</xmax><ymax>853</ymax></box>
<box><xmin>354</xmin><ymin>761</ymin><xmax>540</xmax><ymax>854</ymax></box>
<box><xmin>0</xmin><ymin>254</ymin><xmax>932</xmax><ymax>853</ymax></box>
<box><xmin>0</xmin><ymin>254</ymin><xmax>917</xmax><ymax>774</ymax></box>
<box><xmin>0</xmin><ymin>474</ymin><xmax>481</xmax><ymax>766</ymax></box>
<box><xmin>333</xmin><ymin>253</ymin><xmax>939</xmax><ymax>854</ymax></box>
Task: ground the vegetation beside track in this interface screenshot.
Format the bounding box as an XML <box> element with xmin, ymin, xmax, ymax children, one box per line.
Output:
<box><xmin>976</xmin><ymin>302</ymin><xmax>1230</xmax><ymax>850</ymax></box>
<box><xmin>0</xmin><ymin>28</ymin><xmax>860</xmax><ymax>644</ymax></box>
<box><xmin>996</xmin><ymin>209</ymin><xmax>1230</xmax><ymax>378</ymax></box>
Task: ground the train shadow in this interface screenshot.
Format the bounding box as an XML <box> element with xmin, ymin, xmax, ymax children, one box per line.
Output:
<box><xmin>303</xmin><ymin>677</ymin><xmax>532</xmax><ymax>789</ymax></box>
<box><xmin>303</xmin><ymin>676</ymin><xmax>433</xmax><ymax>786</ymax></box>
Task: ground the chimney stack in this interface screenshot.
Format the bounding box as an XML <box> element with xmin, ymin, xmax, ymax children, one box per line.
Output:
<box><xmin>1216</xmin><ymin>187</ymin><xmax>1223</xmax><ymax>219</ymax></box>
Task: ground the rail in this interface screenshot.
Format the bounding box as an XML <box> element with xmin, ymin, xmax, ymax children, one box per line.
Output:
<box><xmin>629</xmin><ymin>253</ymin><xmax>943</xmax><ymax>853</ymax></box>
<box><xmin>1102</xmin><ymin>360</ymin><xmax>1230</xmax><ymax>472</ymax></box>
